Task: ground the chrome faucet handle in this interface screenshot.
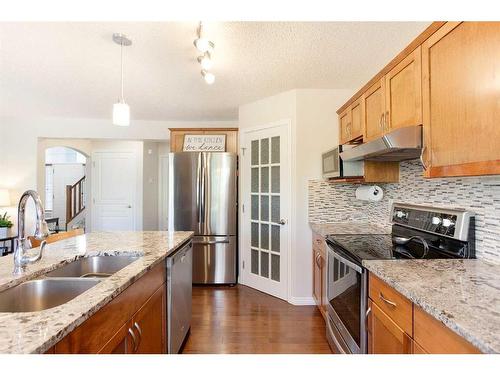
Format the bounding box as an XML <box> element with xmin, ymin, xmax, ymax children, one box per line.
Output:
<box><xmin>13</xmin><ymin>240</ymin><xmax>46</xmax><ymax>275</ymax></box>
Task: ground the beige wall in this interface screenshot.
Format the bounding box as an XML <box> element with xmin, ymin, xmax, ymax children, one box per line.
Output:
<box><xmin>238</xmin><ymin>88</ymin><xmax>353</xmax><ymax>304</ymax></box>
<box><xmin>0</xmin><ymin>116</ymin><xmax>235</xmax><ymax>234</ymax></box>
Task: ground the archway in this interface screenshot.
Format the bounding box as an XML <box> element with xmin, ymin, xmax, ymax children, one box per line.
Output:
<box><xmin>44</xmin><ymin>146</ymin><xmax>88</xmax><ymax>232</ymax></box>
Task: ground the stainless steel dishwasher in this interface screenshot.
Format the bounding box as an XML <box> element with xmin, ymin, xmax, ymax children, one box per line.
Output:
<box><xmin>166</xmin><ymin>240</ymin><xmax>192</xmax><ymax>354</ymax></box>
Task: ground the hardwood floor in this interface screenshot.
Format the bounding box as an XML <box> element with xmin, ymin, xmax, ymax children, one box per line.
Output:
<box><xmin>181</xmin><ymin>284</ymin><xmax>332</xmax><ymax>354</ymax></box>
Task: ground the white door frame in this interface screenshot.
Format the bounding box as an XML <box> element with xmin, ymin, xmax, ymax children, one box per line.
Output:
<box><xmin>91</xmin><ymin>149</ymin><xmax>140</xmax><ymax>232</ymax></box>
<box><xmin>239</xmin><ymin>119</ymin><xmax>293</xmax><ymax>302</ymax></box>
<box><xmin>158</xmin><ymin>154</ymin><xmax>169</xmax><ymax>230</ymax></box>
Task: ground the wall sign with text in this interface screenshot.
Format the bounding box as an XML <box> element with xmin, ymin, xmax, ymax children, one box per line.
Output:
<box><xmin>183</xmin><ymin>134</ymin><xmax>226</xmax><ymax>152</ymax></box>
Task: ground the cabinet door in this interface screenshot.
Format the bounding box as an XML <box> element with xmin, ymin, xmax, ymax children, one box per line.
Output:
<box><xmin>363</xmin><ymin>79</ymin><xmax>385</xmax><ymax>142</ymax></box>
<box><xmin>385</xmin><ymin>46</ymin><xmax>422</xmax><ymax>131</ymax></box>
<box><xmin>312</xmin><ymin>248</ymin><xmax>322</xmax><ymax>308</ymax></box>
<box><xmin>132</xmin><ymin>285</ymin><xmax>166</xmax><ymax>354</ymax></box>
<box><xmin>367</xmin><ymin>300</ymin><xmax>412</xmax><ymax>354</ymax></box>
<box><xmin>338</xmin><ymin>109</ymin><xmax>351</xmax><ymax>145</ymax></box>
<box><xmin>350</xmin><ymin>98</ymin><xmax>363</xmax><ymax>140</ymax></box>
<box><xmin>422</xmin><ymin>22</ymin><xmax>500</xmax><ymax>178</ymax></box>
<box><xmin>99</xmin><ymin>322</ymin><xmax>134</xmax><ymax>354</ymax></box>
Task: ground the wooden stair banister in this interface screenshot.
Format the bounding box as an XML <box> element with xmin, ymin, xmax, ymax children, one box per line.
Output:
<box><xmin>66</xmin><ymin>175</ymin><xmax>86</xmax><ymax>227</ymax></box>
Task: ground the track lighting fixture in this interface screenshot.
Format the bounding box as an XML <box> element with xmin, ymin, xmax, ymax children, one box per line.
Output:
<box><xmin>194</xmin><ymin>22</ymin><xmax>216</xmax><ymax>84</ymax></box>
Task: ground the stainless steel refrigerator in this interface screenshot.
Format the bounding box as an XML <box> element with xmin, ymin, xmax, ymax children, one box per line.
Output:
<box><xmin>168</xmin><ymin>152</ymin><xmax>237</xmax><ymax>284</ymax></box>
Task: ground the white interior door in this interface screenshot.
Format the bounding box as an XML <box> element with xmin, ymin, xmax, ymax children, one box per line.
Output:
<box><xmin>241</xmin><ymin>122</ymin><xmax>290</xmax><ymax>300</ymax></box>
<box><xmin>92</xmin><ymin>151</ymin><xmax>137</xmax><ymax>231</ymax></box>
<box><xmin>52</xmin><ymin>163</ymin><xmax>85</xmax><ymax>228</ymax></box>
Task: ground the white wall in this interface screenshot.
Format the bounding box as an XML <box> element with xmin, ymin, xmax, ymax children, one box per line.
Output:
<box><xmin>0</xmin><ymin>116</ymin><xmax>236</xmax><ymax>235</ymax></box>
<box><xmin>238</xmin><ymin>88</ymin><xmax>354</xmax><ymax>304</ymax></box>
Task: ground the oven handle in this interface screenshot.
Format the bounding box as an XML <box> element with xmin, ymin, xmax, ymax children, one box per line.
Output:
<box><xmin>327</xmin><ymin>243</ymin><xmax>363</xmax><ymax>274</ymax></box>
<box><xmin>327</xmin><ymin>316</ymin><xmax>348</xmax><ymax>354</ymax></box>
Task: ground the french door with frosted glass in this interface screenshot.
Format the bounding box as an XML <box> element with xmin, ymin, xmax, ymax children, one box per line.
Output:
<box><xmin>241</xmin><ymin>123</ymin><xmax>289</xmax><ymax>300</ymax></box>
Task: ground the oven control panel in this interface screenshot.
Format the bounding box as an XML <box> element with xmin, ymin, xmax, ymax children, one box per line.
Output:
<box><xmin>391</xmin><ymin>204</ymin><xmax>465</xmax><ymax>239</ymax></box>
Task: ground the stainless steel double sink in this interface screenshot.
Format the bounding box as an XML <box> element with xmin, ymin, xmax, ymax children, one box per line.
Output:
<box><xmin>0</xmin><ymin>255</ymin><xmax>139</xmax><ymax>313</ymax></box>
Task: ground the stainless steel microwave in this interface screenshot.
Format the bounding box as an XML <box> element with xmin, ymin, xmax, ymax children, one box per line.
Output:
<box><xmin>322</xmin><ymin>146</ymin><xmax>364</xmax><ymax>179</ymax></box>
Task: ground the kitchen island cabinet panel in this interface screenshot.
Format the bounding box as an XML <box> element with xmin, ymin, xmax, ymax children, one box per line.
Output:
<box><xmin>54</xmin><ymin>263</ymin><xmax>166</xmax><ymax>354</ymax></box>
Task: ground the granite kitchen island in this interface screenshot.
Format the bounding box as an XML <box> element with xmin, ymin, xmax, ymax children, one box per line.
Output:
<box><xmin>0</xmin><ymin>231</ymin><xmax>193</xmax><ymax>354</ymax></box>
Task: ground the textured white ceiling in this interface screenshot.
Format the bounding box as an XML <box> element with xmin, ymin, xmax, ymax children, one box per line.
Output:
<box><xmin>0</xmin><ymin>22</ymin><xmax>430</xmax><ymax>120</ymax></box>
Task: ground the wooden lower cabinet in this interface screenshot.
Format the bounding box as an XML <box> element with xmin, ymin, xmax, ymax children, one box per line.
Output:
<box><xmin>133</xmin><ymin>285</ymin><xmax>166</xmax><ymax>353</ymax></box>
<box><xmin>312</xmin><ymin>233</ymin><xmax>327</xmax><ymax>319</ymax></box>
<box><xmin>414</xmin><ymin>305</ymin><xmax>480</xmax><ymax>354</ymax></box>
<box><xmin>368</xmin><ymin>272</ymin><xmax>482</xmax><ymax>354</ymax></box>
<box><xmin>367</xmin><ymin>299</ymin><xmax>412</xmax><ymax>354</ymax></box>
<box><xmin>52</xmin><ymin>263</ymin><xmax>166</xmax><ymax>354</ymax></box>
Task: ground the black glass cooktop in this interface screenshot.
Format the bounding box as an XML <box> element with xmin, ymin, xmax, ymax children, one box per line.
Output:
<box><xmin>326</xmin><ymin>225</ymin><xmax>471</xmax><ymax>265</ymax></box>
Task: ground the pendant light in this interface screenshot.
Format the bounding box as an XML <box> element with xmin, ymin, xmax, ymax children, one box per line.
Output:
<box><xmin>112</xmin><ymin>33</ymin><xmax>132</xmax><ymax>126</ymax></box>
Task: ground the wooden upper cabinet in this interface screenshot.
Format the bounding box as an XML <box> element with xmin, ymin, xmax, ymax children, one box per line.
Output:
<box><xmin>339</xmin><ymin>98</ymin><xmax>364</xmax><ymax>145</ymax></box>
<box><xmin>350</xmin><ymin>98</ymin><xmax>363</xmax><ymax>141</ymax></box>
<box><xmin>422</xmin><ymin>22</ymin><xmax>500</xmax><ymax>178</ymax></box>
<box><xmin>385</xmin><ymin>46</ymin><xmax>422</xmax><ymax>131</ymax></box>
<box><xmin>338</xmin><ymin>108</ymin><xmax>351</xmax><ymax>145</ymax></box>
<box><xmin>367</xmin><ymin>299</ymin><xmax>412</xmax><ymax>354</ymax></box>
<box><xmin>363</xmin><ymin>79</ymin><xmax>385</xmax><ymax>142</ymax></box>
<box><xmin>169</xmin><ymin>128</ymin><xmax>239</xmax><ymax>153</ymax></box>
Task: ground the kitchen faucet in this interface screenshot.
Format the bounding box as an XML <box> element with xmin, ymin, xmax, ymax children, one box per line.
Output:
<box><xmin>13</xmin><ymin>190</ymin><xmax>50</xmax><ymax>275</ymax></box>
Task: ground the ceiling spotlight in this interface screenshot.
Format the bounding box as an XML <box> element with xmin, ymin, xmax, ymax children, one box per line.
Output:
<box><xmin>194</xmin><ymin>38</ymin><xmax>214</xmax><ymax>53</ymax></box>
<box><xmin>201</xmin><ymin>70</ymin><xmax>215</xmax><ymax>85</ymax></box>
<box><xmin>197</xmin><ymin>52</ymin><xmax>213</xmax><ymax>70</ymax></box>
<box><xmin>193</xmin><ymin>21</ymin><xmax>214</xmax><ymax>53</ymax></box>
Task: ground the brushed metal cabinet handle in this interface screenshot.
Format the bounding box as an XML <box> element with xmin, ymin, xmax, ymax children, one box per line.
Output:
<box><xmin>315</xmin><ymin>253</ymin><xmax>322</xmax><ymax>267</ymax></box>
<box><xmin>365</xmin><ymin>306</ymin><xmax>372</xmax><ymax>333</ymax></box>
<box><xmin>128</xmin><ymin>327</ymin><xmax>137</xmax><ymax>353</ymax></box>
<box><xmin>379</xmin><ymin>292</ymin><xmax>397</xmax><ymax>307</ymax></box>
<box><xmin>420</xmin><ymin>146</ymin><xmax>428</xmax><ymax>171</ymax></box>
<box><xmin>134</xmin><ymin>322</ymin><xmax>142</xmax><ymax>351</ymax></box>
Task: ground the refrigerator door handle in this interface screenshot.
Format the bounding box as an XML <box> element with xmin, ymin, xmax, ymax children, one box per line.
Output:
<box><xmin>192</xmin><ymin>240</ymin><xmax>230</xmax><ymax>245</ymax></box>
<box><xmin>200</xmin><ymin>153</ymin><xmax>206</xmax><ymax>224</ymax></box>
<box><xmin>196</xmin><ymin>153</ymin><xmax>203</xmax><ymax>224</ymax></box>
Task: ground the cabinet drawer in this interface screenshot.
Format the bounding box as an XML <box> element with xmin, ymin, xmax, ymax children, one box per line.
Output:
<box><xmin>368</xmin><ymin>274</ymin><xmax>413</xmax><ymax>336</ymax></box>
<box><xmin>414</xmin><ymin>305</ymin><xmax>480</xmax><ymax>354</ymax></box>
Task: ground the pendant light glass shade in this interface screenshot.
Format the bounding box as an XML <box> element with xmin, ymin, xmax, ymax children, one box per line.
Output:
<box><xmin>112</xmin><ymin>33</ymin><xmax>132</xmax><ymax>126</ymax></box>
<box><xmin>113</xmin><ymin>101</ymin><xmax>130</xmax><ymax>126</ymax></box>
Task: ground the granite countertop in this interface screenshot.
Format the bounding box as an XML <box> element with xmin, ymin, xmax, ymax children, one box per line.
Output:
<box><xmin>363</xmin><ymin>259</ymin><xmax>500</xmax><ymax>354</ymax></box>
<box><xmin>310</xmin><ymin>222</ymin><xmax>391</xmax><ymax>237</ymax></box>
<box><xmin>0</xmin><ymin>231</ymin><xmax>193</xmax><ymax>354</ymax></box>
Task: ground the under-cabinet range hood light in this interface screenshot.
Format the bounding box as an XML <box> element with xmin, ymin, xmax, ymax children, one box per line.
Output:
<box><xmin>340</xmin><ymin>125</ymin><xmax>423</xmax><ymax>162</ymax></box>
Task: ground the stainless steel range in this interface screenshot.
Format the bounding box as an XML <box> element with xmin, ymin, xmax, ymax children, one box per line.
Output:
<box><xmin>324</xmin><ymin>202</ymin><xmax>475</xmax><ymax>354</ymax></box>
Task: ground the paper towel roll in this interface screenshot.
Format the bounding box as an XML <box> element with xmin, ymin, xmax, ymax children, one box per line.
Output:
<box><xmin>355</xmin><ymin>185</ymin><xmax>383</xmax><ymax>202</ymax></box>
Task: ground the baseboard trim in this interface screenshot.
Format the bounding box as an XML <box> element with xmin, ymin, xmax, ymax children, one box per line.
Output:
<box><xmin>288</xmin><ymin>296</ymin><xmax>316</xmax><ymax>306</ymax></box>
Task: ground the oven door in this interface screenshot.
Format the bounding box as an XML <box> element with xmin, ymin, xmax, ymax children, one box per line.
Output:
<box><xmin>326</xmin><ymin>242</ymin><xmax>367</xmax><ymax>354</ymax></box>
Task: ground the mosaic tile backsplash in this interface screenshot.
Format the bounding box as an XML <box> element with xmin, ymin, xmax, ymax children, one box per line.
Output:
<box><xmin>308</xmin><ymin>160</ymin><xmax>500</xmax><ymax>262</ymax></box>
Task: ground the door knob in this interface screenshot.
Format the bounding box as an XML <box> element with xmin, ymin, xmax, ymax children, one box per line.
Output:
<box><xmin>127</xmin><ymin>205</ymin><xmax>132</xmax><ymax>208</ymax></box>
<box><xmin>279</xmin><ymin>219</ymin><xmax>287</xmax><ymax>225</ymax></box>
